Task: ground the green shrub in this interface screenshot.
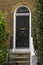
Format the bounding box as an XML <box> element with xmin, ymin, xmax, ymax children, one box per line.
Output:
<box><xmin>0</xmin><ymin>12</ymin><xmax>9</xmax><ymax>65</ymax></box>
<box><xmin>32</xmin><ymin>0</ymin><xmax>43</xmax><ymax>65</ymax></box>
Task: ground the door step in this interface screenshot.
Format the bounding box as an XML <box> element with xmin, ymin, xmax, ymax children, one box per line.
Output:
<box><xmin>8</xmin><ymin>52</ymin><xmax>30</xmax><ymax>65</ymax></box>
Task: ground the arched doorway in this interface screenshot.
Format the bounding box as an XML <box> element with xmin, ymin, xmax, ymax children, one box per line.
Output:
<box><xmin>13</xmin><ymin>5</ymin><xmax>31</xmax><ymax>52</ymax></box>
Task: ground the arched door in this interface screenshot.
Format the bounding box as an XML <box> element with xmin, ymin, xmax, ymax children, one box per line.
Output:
<box><xmin>14</xmin><ymin>5</ymin><xmax>31</xmax><ymax>51</ymax></box>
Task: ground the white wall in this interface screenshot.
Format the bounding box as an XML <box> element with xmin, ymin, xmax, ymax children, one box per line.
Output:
<box><xmin>30</xmin><ymin>37</ymin><xmax>37</xmax><ymax>65</ymax></box>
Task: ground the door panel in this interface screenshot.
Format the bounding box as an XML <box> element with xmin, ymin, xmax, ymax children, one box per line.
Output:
<box><xmin>16</xmin><ymin>16</ymin><xmax>29</xmax><ymax>48</ymax></box>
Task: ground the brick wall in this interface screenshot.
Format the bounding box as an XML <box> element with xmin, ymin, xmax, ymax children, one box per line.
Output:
<box><xmin>0</xmin><ymin>0</ymin><xmax>34</xmax><ymax>45</ymax></box>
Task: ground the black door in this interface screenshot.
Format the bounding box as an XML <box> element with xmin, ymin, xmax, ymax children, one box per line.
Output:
<box><xmin>16</xmin><ymin>16</ymin><xmax>29</xmax><ymax>48</ymax></box>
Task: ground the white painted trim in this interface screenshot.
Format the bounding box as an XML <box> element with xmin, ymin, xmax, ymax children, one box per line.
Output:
<box><xmin>28</xmin><ymin>12</ymin><xmax>31</xmax><ymax>65</ymax></box>
<box><xmin>13</xmin><ymin>5</ymin><xmax>31</xmax><ymax>52</ymax></box>
<box><xmin>30</xmin><ymin>37</ymin><xmax>35</xmax><ymax>65</ymax></box>
<box><xmin>13</xmin><ymin>13</ymin><xmax>16</xmax><ymax>50</ymax></box>
<box><xmin>14</xmin><ymin>49</ymin><xmax>30</xmax><ymax>53</ymax></box>
<box><xmin>16</xmin><ymin>13</ymin><xmax>30</xmax><ymax>16</ymax></box>
<box><xmin>10</xmin><ymin>49</ymin><xmax>29</xmax><ymax>53</ymax></box>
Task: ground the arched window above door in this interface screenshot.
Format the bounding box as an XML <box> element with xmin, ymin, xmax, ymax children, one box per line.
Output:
<box><xmin>16</xmin><ymin>6</ymin><xmax>29</xmax><ymax>13</ymax></box>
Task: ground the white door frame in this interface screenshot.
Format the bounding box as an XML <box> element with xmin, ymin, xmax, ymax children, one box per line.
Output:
<box><xmin>13</xmin><ymin>5</ymin><xmax>31</xmax><ymax>53</ymax></box>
